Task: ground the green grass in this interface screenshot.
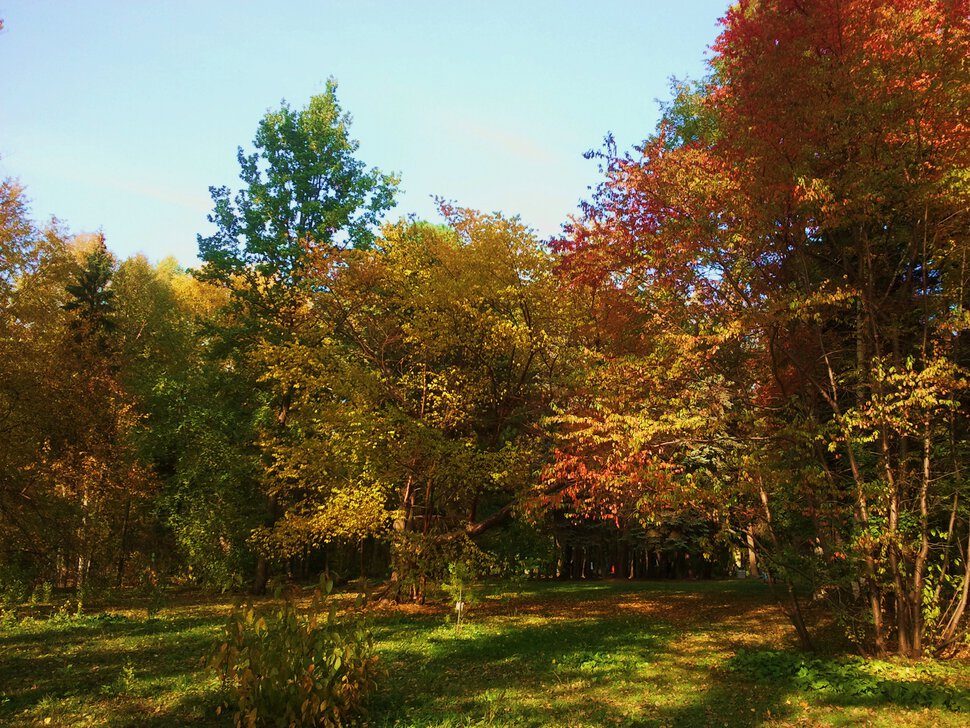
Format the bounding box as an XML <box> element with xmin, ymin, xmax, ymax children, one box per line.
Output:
<box><xmin>1</xmin><ymin>580</ymin><xmax>968</xmax><ymax>726</ymax></box>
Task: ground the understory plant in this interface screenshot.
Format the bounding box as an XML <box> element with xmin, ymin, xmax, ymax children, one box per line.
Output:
<box><xmin>210</xmin><ymin>578</ymin><xmax>379</xmax><ymax>727</ymax></box>
<box><xmin>442</xmin><ymin>560</ymin><xmax>482</xmax><ymax>633</ymax></box>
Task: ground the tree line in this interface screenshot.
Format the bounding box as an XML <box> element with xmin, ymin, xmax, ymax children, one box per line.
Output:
<box><xmin>1</xmin><ymin>0</ymin><xmax>968</xmax><ymax>658</ymax></box>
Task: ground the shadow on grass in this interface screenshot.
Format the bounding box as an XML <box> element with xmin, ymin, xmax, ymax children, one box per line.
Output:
<box><xmin>0</xmin><ymin>613</ymin><xmax>225</xmax><ymax>724</ymax></box>
<box><xmin>369</xmin><ymin>612</ymin><xmax>676</xmax><ymax>725</ymax></box>
<box><xmin>128</xmin><ymin>689</ymin><xmax>231</xmax><ymax>728</ymax></box>
<box><xmin>640</xmin><ymin>649</ymin><xmax>970</xmax><ymax>728</ymax></box>
<box><xmin>367</xmin><ymin>580</ymin><xmax>969</xmax><ymax>727</ymax></box>
<box><xmin>8</xmin><ymin>581</ymin><xmax>965</xmax><ymax>727</ymax></box>
<box><xmin>364</xmin><ymin>581</ymin><xmax>791</xmax><ymax>726</ymax></box>
<box><xmin>0</xmin><ymin>612</ymin><xmax>222</xmax><ymax>647</ymax></box>
<box><xmin>514</xmin><ymin>577</ymin><xmax>772</xmax><ymax>597</ymax></box>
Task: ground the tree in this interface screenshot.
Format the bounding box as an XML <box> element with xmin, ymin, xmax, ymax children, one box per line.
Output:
<box><xmin>54</xmin><ymin>236</ymin><xmax>161</xmax><ymax>590</ymax></box>
<box><xmin>255</xmin><ymin>207</ymin><xmax>575</xmax><ymax>599</ymax></box>
<box><xmin>554</xmin><ymin>0</ymin><xmax>970</xmax><ymax>656</ymax></box>
<box><xmin>0</xmin><ymin>180</ymin><xmax>75</xmax><ymax>588</ymax></box>
<box><xmin>113</xmin><ymin>256</ymin><xmax>264</xmax><ymax>589</ymax></box>
<box><xmin>63</xmin><ymin>234</ymin><xmax>115</xmax><ymax>339</ymax></box>
<box><xmin>0</xmin><ymin>185</ymin><xmax>162</xmax><ymax>593</ymax></box>
<box><xmin>711</xmin><ymin>0</ymin><xmax>970</xmax><ymax>658</ymax></box>
<box><xmin>196</xmin><ymin>82</ymin><xmax>399</xmax><ymax>593</ymax></box>
<box><xmin>198</xmin><ymin>78</ymin><xmax>398</xmax><ymax>297</ymax></box>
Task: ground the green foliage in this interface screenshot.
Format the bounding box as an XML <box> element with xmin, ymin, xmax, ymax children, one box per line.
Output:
<box><xmin>476</xmin><ymin>517</ymin><xmax>556</xmax><ymax>577</ymax></box>
<box><xmin>111</xmin><ymin>256</ymin><xmax>265</xmax><ymax>590</ymax></box>
<box><xmin>63</xmin><ymin>234</ymin><xmax>116</xmax><ymax>338</ymax></box>
<box><xmin>197</xmin><ymin>79</ymin><xmax>398</xmax><ymax>295</ymax></box>
<box><xmin>656</xmin><ymin>77</ymin><xmax>718</xmax><ymax>149</ymax></box>
<box><xmin>441</xmin><ymin>561</ymin><xmax>481</xmax><ymax>632</ymax></box>
<box><xmin>147</xmin><ymin>365</ymin><xmax>264</xmax><ymax>589</ymax></box>
<box><xmin>729</xmin><ymin>650</ymin><xmax>970</xmax><ymax>712</ymax></box>
<box><xmin>101</xmin><ymin>659</ymin><xmax>137</xmax><ymax>697</ymax></box>
<box><xmin>195</xmin><ymin>83</ymin><xmax>399</xmax><ymax>594</ymax></box>
<box><xmin>210</xmin><ymin>579</ymin><xmax>379</xmax><ymax>727</ymax></box>
<box><xmin>28</xmin><ymin>581</ymin><xmax>53</xmax><ymax>606</ymax></box>
<box><xmin>0</xmin><ymin>564</ymin><xmax>30</xmax><ymax>609</ymax></box>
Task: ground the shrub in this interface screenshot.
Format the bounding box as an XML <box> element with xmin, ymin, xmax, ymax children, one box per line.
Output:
<box><xmin>0</xmin><ymin>564</ymin><xmax>29</xmax><ymax>609</ymax></box>
<box><xmin>210</xmin><ymin>578</ymin><xmax>379</xmax><ymax>727</ymax></box>
<box><xmin>441</xmin><ymin>561</ymin><xmax>481</xmax><ymax>633</ymax></box>
<box><xmin>29</xmin><ymin>581</ymin><xmax>53</xmax><ymax>605</ymax></box>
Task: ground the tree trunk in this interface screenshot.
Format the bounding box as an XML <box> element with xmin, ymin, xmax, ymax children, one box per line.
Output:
<box><xmin>252</xmin><ymin>555</ymin><xmax>269</xmax><ymax>596</ymax></box>
<box><xmin>759</xmin><ymin>482</ymin><xmax>814</xmax><ymax>652</ymax></box>
<box><xmin>746</xmin><ymin>527</ymin><xmax>759</xmax><ymax>578</ymax></box>
<box><xmin>115</xmin><ymin>495</ymin><xmax>132</xmax><ymax>588</ymax></box>
<box><xmin>251</xmin><ymin>494</ymin><xmax>278</xmax><ymax>595</ymax></box>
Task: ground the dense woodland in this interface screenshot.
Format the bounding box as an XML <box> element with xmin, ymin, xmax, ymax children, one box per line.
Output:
<box><xmin>2</xmin><ymin>0</ymin><xmax>969</xmax><ymax>660</ymax></box>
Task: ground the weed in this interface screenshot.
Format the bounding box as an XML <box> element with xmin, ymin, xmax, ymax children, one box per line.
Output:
<box><xmin>210</xmin><ymin>578</ymin><xmax>379</xmax><ymax>727</ymax></box>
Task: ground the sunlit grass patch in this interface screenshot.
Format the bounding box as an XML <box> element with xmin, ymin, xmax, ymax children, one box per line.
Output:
<box><xmin>2</xmin><ymin>580</ymin><xmax>969</xmax><ymax>726</ymax></box>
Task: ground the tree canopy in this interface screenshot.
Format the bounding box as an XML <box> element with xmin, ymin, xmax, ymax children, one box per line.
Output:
<box><xmin>1</xmin><ymin>0</ymin><xmax>968</xmax><ymax>658</ymax></box>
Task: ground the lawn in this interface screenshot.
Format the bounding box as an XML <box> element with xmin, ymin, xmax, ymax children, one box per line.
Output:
<box><xmin>1</xmin><ymin>580</ymin><xmax>968</xmax><ymax>726</ymax></box>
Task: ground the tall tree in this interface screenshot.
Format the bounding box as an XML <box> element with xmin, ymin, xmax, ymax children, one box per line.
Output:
<box><xmin>196</xmin><ymin>82</ymin><xmax>399</xmax><ymax>593</ymax></box>
<box><xmin>63</xmin><ymin>234</ymin><xmax>115</xmax><ymax>339</ymax></box>
<box><xmin>56</xmin><ymin>237</ymin><xmax>158</xmax><ymax>589</ymax></box>
<box><xmin>555</xmin><ymin>0</ymin><xmax>970</xmax><ymax>656</ymax></box>
<box><xmin>0</xmin><ymin>180</ymin><xmax>75</xmax><ymax>586</ymax></box>
<box><xmin>198</xmin><ymin>78</ymin><xmax>398</xmax><ymax>297</ymax></box>
<box><xmin>712</xmin><ymin>0</ymin><xmax>970</xmax><ymax>658</ymax></box>
<box><xmin>256</xmin><ymin>207</ymin><xmax>575</xmax><ymax>599</ymax></box>
<box><xmin>113</xmin><ymin>256</ymin><xmax>263</xmax><ymax>588</ymax></box>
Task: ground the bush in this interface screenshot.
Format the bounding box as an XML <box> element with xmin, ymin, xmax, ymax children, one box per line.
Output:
<box><xmin>29</xmin><ymin>581</ymin><xmax>53</xmax><ymax>605</ymax></box>
<box><xmin>0</xmin><ymin>564</ymin><xmax>30</xmax><ymax>609</ymax></box>
<box><xmin>210</xmin><ymin>578</ymin><xmax>379</xmax><ymax>727</ymax></box>
<box><xmin>441</xmin><ymin>561</ymin><xmax>481</xmax><ymax>633</ymax></box>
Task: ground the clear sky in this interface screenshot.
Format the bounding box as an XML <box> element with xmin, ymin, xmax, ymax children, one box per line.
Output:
<box><xmin>0</xmin><ymin>1</ymin><xmax>729</xmax><ymax>265</ymax></box>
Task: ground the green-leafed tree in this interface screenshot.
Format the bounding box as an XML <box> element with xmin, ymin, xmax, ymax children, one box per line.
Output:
<box><xmin>112</xmin><ymin>256</ymin><xmax>263</xmax><ymax>588</ymax></box>
<box><xmin>196</xmin><ymin>81</ymin><xmax>399</xmax><ymax>593</ymax></box>
<box><xmin>63</xmin><ymin>235</ymin><xmax>115</xmax><ymax>337</ymax></box>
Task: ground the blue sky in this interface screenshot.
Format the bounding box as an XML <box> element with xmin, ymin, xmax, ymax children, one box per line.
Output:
<box><xmin>0</xmin><ymin>1</ymin><xmax>728</xmax><ymax>265</ymax></box>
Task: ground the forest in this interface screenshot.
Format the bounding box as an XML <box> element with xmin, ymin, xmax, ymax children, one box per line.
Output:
<box><xmin>2</xmin><ymin>1</ymin><xmax>970</xmax><ymax>725</ymax></box>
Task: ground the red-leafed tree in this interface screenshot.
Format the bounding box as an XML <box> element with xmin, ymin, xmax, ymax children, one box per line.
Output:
<box><xmin>552</xmin><ymin>0</ymin><xmax>970</xmax><ymax>656</ymax></box>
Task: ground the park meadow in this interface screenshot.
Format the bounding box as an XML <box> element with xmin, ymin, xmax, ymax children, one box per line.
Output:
<box><xmin>2</xmin><ymin>579</ymin><xmax>969</xmax><ymax>726</ymax></box>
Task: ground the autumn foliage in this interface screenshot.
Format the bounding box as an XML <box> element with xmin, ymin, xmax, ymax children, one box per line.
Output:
<box><xmin>1</xmin><ymin>0</ymin><xmax>968</xmax><ymax>660</ymax></box>
<box><xmin>551</xmin><ymin>0</ymin><xmax>970</xmax><ymax>656</ymax></box>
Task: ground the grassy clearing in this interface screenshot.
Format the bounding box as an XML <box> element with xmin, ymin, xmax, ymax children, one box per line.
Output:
<box><xmin>1</xmin><ymin>580</ymin><xmax>968</xmax><ymax>726</ymax></box>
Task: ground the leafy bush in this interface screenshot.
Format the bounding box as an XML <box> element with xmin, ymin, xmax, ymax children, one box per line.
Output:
<box><xmin>0</xmin><ymin>564</ymin><xmax>30</xmax><ymax>608</ymax></box>
<box><xmin>442</xmin><ymin>561</ymin><xmax>481</xmax><ymax>632</ymax></box>
<box><xmin>475</xmin><ymin>517</ymin><xmax>556</xmax><ymax>577</ymax></box>
<box><xmin>210</xmin><ymin>578</ymin><xmax>379</xmax><ymax>727</ymax></box>
<box><xmin>29</xmin><ymin>581</ymin><xmax>53</xmax><ymax>605</ymax></box>
<box><xmin>47</xmin><ymin>609</ymin><xmax>129</xmax><ymax>627</ymax></box>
